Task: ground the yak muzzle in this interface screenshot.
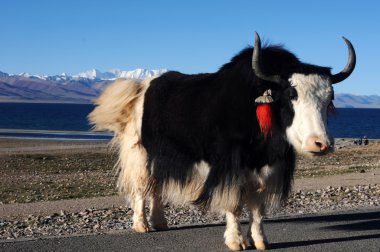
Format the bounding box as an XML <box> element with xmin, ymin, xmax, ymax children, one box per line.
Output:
<box><xmin>302</xmin><ymin>135</ymin><xmax>331</xmax><ymax>154</ymax></box>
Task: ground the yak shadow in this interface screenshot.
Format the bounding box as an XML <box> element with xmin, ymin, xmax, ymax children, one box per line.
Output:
<box><xmin>158</xmin><ymin>210</ymin><xmax>380</xmax><ymax>250</ymax></box>
<box><xmin>260</xmin><ymin>210</ymin><xmax>380</xmax><ymax>250</ymax></box>
<box><xmin>164</xmin><ymin>225</ymin><xmax>380</xmax><ymax>251</ymax></box>
<box><xmin>324</xmin><ymin>219</ymin><xmax>380</xmax><ymax>231</ymax></box>
<box><xmin>267</xmin><ymin>210</ymin><xmax>380</xmax><ymax>224</ymax></box>
<box><xmin>269</xmin><ymin>233</ymin><xmax>380</xmax><ymax>250</ymax></box>
<box><xmin>267</xmin><ymin>210</ymin><xmax>380</xmax><ymax>232</ymax></box>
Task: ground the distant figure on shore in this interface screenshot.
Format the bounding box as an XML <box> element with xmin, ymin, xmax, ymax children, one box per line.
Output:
<box><xmin>364</xmin><ymin>136</ymin><xmax>369</xmax><ymax>145</ymax></box>
<box><xmin>354</xmin><ymin>138</ymin><xmax>362</xmax><ymax>145</ymax></box>
<box><xmin>353</xmin><ymin>136</ymin><xmax>369</xmax><ymax>146</ymax></box>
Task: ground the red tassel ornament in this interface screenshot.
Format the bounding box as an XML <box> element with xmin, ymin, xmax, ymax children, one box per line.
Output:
<box><xmin>255</xmin><ymin>89</ymin><xmax>274</xmax><ymax>140</ymax></box>
<box><xmin>256</xmin><ymin>103</ymin><xmax>272</xmax><ymax>139</ymax></box>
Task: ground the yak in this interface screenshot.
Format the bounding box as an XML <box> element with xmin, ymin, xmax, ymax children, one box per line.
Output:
<box><xmin>89</xmin><ymin>32</ymin><xmax>355</xmax><ymax>250</ymax></box>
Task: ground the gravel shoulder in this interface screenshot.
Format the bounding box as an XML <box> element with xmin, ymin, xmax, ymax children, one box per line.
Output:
<box><xmin>1</xmin><ymin>168</ymin><xmax>379</xmax><ymax>220</ymax></box>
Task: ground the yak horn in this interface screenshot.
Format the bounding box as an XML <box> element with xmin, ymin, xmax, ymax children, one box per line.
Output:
<box><xmin>331</xmin><ymin>37</ymin><xmax>356</xmax><ymax>84</ymax></box>
<box><xmin>252</xmin><ymin>32</ymin><xmax>282</xmax><ymax>84</ymax></box>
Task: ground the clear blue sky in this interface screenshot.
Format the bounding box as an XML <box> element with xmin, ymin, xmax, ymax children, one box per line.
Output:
<box><xmin>0</xmin><ymin>0</ymin><xmax>379</xmax><ymax>95</ymax></box>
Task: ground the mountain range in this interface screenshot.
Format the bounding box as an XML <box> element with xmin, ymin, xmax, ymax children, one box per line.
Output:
<box><xmin>333</xmin><ymin>93</ymin><xmax>380</xmax><ymax>108</ymax></box>
<box><xmin>0</xmin><ymin>69</ymin><xmax>379</xmax><ymax>108</ymax></box>
<box><xmin>0</xmin><ymin>69</ymin><xmax>167</xmax><ymax>103</ymax></box>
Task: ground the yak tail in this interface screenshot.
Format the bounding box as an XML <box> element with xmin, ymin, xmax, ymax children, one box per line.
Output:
<box><xmin>88</xmin><ymin>78</ymin><xmax>152</xmax><ymax>198</ymax></box>
<box><xmin>88</xmin><ymin>78</ymin><xmax>149</xmax><ymax>137</ymax></box>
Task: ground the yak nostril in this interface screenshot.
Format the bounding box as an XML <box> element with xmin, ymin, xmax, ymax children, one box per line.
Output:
<box><xmin>315</xmin><ymin>141</ymin><xmax>328</xmax><ymax>152</ymax></box>
<box><xmin>315</xmin><ymin>141</ymin><xmax>322</xmax><ymax>148</ymax></box>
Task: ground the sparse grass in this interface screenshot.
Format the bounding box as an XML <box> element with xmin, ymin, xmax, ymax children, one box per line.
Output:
<box><xmin>295</xmin><ymin>142</ymin><xmax>380</xmax><ymax>178</ymax></box>
<box><xmin>0</xmin><ymin>152</ymin><xmax>118</xmax><ymax>204</ymax></box>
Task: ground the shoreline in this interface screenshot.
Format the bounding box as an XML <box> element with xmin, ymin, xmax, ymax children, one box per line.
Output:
<box><xmin>0</xmin><ymin>100</ymin><xmax>93</xmax><ymax>104</ymax></box>
<box><xmin>0</xmin><ymin>128</ymin><xmax>112</xmax><ymax>135</ymax></box>
<box><xmin>0</xmin><ymin>129</ymin><xmax>112</xmax><ymax>141</ymax></box>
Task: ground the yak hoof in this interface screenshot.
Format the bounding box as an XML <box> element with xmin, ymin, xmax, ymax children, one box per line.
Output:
<box><xmin>132</xmin><ymin>222</ymin><xmax>150</xmax><ymax>233</ymax></box>
<box><xmin>254</xmin><ymin>240</ymin><xmax>268</xmax><ymax>250</ymax></box>
<box><xmin>226</xmin><ymin>240</ymin><xmax>248</xmax><ymax>251</ymax></box>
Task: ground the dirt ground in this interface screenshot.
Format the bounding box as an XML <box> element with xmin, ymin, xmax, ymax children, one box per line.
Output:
<box><xmin>0</xmin><ymin>138</ymin><xmax>379</xmax><ymax>205</ymax></box>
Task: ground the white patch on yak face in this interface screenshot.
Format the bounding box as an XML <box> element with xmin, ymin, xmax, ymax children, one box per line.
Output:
<box><xmin>286</xmin><ymin>73</ymin><xmax>334</xmax><ymax>155</ymax></box>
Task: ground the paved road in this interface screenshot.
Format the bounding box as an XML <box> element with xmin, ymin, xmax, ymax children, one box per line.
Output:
<box><xmin>1</xmin><ymin>209</ymin><xmax>379</xmax><ymax>252</ymax></box>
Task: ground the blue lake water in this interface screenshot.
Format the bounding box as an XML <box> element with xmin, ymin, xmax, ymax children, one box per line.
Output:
<box><xmin>0</xmin><ymin>103</ymin><xmax>94</xmax><ymax>131</ymax></box>
<box><xmin>0</xmin><ymin>103</ymin><xmax>109</xmax><ymax>140</ymax></box>
<box><xmin>328</xmin><ymin>108</ymin><xmax>380</xmax><ymax>139</ymax></box>
<box><xmin>0</xmin><ymin>103</ymin><xmax>379</xmax><ymax>140</ymax></box>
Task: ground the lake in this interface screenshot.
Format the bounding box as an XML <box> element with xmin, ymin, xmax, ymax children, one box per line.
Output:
<box><xmin>0</xmin><ymin>103</ymin><xmax>379</xmax><ymax>139</ymax></box>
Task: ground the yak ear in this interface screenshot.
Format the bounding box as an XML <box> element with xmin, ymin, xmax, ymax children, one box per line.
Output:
<box><xmin>252</xmin><ymin>32</ymin><xmax>282</xmax><ymax>84</ymax></box>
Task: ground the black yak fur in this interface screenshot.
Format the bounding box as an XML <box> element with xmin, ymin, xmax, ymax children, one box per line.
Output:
<box><xmin>141</xmin><ymin>46</ymin><xmax>332</xmax><ymax>210</ymax></box>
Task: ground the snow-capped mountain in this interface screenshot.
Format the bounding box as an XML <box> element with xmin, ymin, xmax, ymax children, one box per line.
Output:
<box><xmin>0</xmin><ymin>68</ymin><xmax>167</xmax><ymax>103</ymax></box>
<box><xmin>73</xmin><ymin>68</ymin><xmax>168</xmax><ymax>80</ymax></box>
<box><xmin>46</xmin><ymin>73</ymin><xmax>70</xmax><ymax>82</ymax></box>
<box><xmin>73</xmin><ymin>69</ymin><xmax>114</xmax><ymax>80</ymax></box>
<box><xmin>12</xmin><ymin>68</ymin><xmax>167</xmax><ymax>81</ymax></box>
<box><xmin>108</xmin><ymin>68</ymin><xmax>168</xmax><ymax>80</ymax></box>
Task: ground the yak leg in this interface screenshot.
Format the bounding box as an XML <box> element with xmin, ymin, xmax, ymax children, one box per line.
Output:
<box><xmin>224</xmin><ymin>210</ymin><xmax>248</xmax><ymax>251</ymax></box>
<box><xmin>131</xmin><ymin>192</ymin><xmax>150</xmax><ymax>233</ymax></box>
<box><xmin>247</xmin><ymin>204</ymin><xmax>268</xmax><ymax>250</ymax></box>
<box><xmin>149</xmin><ymin>187</ymin><xmax>168</xmax><ymax>231</ymax></box>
